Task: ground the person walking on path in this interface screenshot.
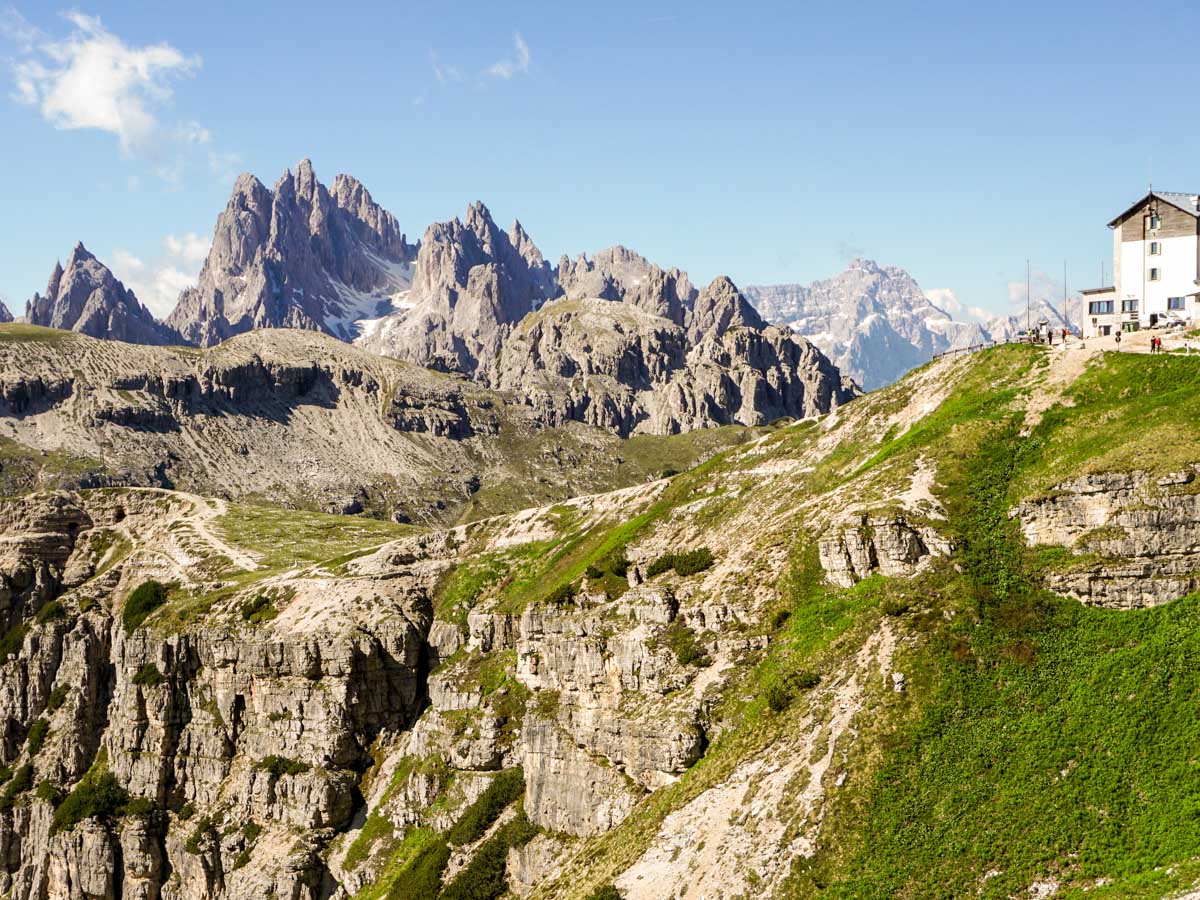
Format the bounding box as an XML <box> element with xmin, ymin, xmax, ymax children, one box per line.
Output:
<box><xmin>1115</xmin><ymin>330</ymin><xmax>1122</xmax><ymax>351</ymax></box>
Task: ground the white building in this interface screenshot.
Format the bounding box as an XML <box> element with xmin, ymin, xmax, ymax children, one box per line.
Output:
<box><xmin>1081</xmin><ymin>191</ymin><xmax>1200</xmax><ymax>338</ymax></box>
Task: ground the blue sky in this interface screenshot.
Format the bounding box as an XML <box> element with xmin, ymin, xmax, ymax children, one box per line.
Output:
<box><xmin>1</xmin><ymin>0</ymin><xmax>1198</xmax><ymax>320</ymax></box>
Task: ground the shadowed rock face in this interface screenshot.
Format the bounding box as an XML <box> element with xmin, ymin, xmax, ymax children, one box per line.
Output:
<box><xmin>166</xmin><ymin>159</ymin><xmax>415</xmax><ymax>347</ymax></box>
<box><xmin>0</xmin><ymin>300</ymin><xmax>12</xmax><ymax>324</ymax></box>
<box><xmin>25</xmin><ymin>244</ymin><xmax>180</xmax><ymax>345</ymax></box>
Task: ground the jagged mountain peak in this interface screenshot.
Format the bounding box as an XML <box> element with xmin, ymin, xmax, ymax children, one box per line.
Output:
<box><xmin>166</xmin><ymin>162</ymin><xmax>415</xmax><ymax>346</ymax></box>
<box><xmin>24</xmin><ymin>245</ymin><xmax>179</xmax><ymax>345</ymax></box>
<box><xmin>746</xmin><ymin>259</ymin><xmax>986</xmax><ymax>390</ymax></box>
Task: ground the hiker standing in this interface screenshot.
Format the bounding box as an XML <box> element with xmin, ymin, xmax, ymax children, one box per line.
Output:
<box><xmin>1115</xmin><ymin>330</ymin><xmax>1122</xmax><ymax>351</ymax></box>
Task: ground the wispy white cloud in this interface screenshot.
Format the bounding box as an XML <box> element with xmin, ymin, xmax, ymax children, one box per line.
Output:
<box><xmin>484</xmin><ymin>32</ymin><xmax>530</xmax><ymax>80</ymax></box>
<box><xmin>0</xmin><ymin>6</ymin><xmax>38</xmax><ymax>52</ymax></box>
<box><xmin>2</xmin><ymin>8</ymin><xmax>236</xmax><ymax>183</ymax></box>
<box><xmin>7</xmin><ymin>10</ymin><xmax>201</xmax><ymax>156</ymax></box>
<box><xmin>430</xmin><ymin>50</ymin><xmax>462</xmax><ymax>86</ymax></box>
<box><xmin>925</xmin><ymin>288</ymin><xmax>990</xmax><ymax>323</ymax></box>
<box><xmin>111</xmin><ymin>231</ymin><xmax>210</xmax><ymax>317</ymax></box>
<box><xmin>163</xmin><ymin>232</ymin><xmax>209</xmax><ymax>266</ymax></box>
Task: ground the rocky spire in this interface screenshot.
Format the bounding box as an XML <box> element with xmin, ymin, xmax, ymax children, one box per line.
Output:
<box><xmin>24</xmin><ymin>243</ymin><xmax>180</xmax><ymax>345</ymax></box>
<box><xmin>0</xmin><ymin>298</ymin><xmax>12</xmax><ymax>324</ymax></box>
<box><xmin>363</xmin><ymin>201</ymin><xmax>556</xmax><ymax>374</ymax></box>
<box><xmin>687</xmin><ymin>275</ymin><xmax>766</xmax><ymax>343</ymax></box>
<box><xmin>166</xmin><ymin>159</ymin><xmax>415</xmax><ymax>347</ymax></box>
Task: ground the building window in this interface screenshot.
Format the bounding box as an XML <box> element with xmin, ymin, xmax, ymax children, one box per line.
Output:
<box><xmin>1089</xmin><ymin>300</ymin><xmax>1114</xmax><ymax>315</ymax></box>
<box><xmin>1169</xmin><ymin>296</ymin><xmax>1186</xmax><ymax>310</ymax></box>
<box><xmin>1122</xmin><ymin>299</ymin><xmax>1139</xmax><ymax>313</ymax></box>
<box><xmin>1150</xmin><ymin>241</ymin><xmax>1161</xmax><ymax>255</ymax></box>
<box><xmin>1149</xmin><ymin>214</ymin><xmax>1162</xmax><ymax>230</ymax></box>
<box><xmin>1150</xmin><ymin>268</ymin><xmax>1161</xmax><ymax>281</ymax></box>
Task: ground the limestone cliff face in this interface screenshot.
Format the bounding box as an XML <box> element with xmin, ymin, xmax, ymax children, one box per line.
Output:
<box><xmin>166</xmin><ymin>160</ymin><xmax>415</xmax><ymax>346</ymax></box>
<box><xmin>556</xmin><ymin>246</ymin><xmax>696</xmax><ymax>326</ymax></box>
<box><xmin>0</xmin><ymin>329</ymin><xmax>513</xmax><ymax>521</ymax></box>
<box><xmin>0</xmin><ymin>490</ymin><xmax>434</xmax><ymax>900</ymax></box>
<box><xmin>25</xmin><ymin>244</ymin><xmax>180</xmax><ymax>346</ymax></box>
<box><xmin>1013</xmin><ymin>468</ymin><xmax>1200</xmax><ymax>608</ymax></box>
<box><xmin>0</xmin><ymin>300</ymin><xmax>12</xmax><ymax>324</ymax></box>
<box><xmin>818</xmin><ymin>514</ymin><xmax>953</xmax><ymax>588</ymax></box>
<box><xmin>485</xmin><ymin>290</ymin><xmax>858</xmax><ymax>437</ymax></box>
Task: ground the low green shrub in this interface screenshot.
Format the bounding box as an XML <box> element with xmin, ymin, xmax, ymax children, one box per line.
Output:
<box><xmin>387</xmin><ymin>835</ymin><xmax>450</xmax><ymax>898</ymax></box>
<box><xmin>46</xmin><ymin>685</ymin><xmax>69</xmax><ymax>712</ymax></box>
<box><xmin>132</xmin><ymin>667</ymin><xmax>166</xmax><ymax>686</ymax></box>
<box><xmin>122</xmin><ymin>581</ymin><xmax>168</xmax><ymax>634</ymax></box>
<box><xmin>131</xmin><ymin>663</ymin><xmax>165</xmax><ymax>687</ymax></box>
<box><xmin>646</xmin><ymin>548</ymin><xmax>716</xmax><ymax>579</ymax></box>
<box><xmin>50</xmin><ymin>771</ymin><xmax>129</xmax><ymax>833</ymax></box>
<box><xmin>124</xmin><ymin>796</ymin><xmax>154</xmax><ymax>818</ymax></box>
<box><xmin>0</xmin><ymin>764</ymin><xmax>32</xmax><ymax>810</ymax></box>
<box><xmin>645</xmin><ymin>554</ymin><xmax>675</xmax><ymax>578</ymax></box>
<box><xmin>35</xmin><ymin>600</ymin><xmax>67</xmax><ymax>624</ymax></box>
<box><xmin>0</xmin><ymin>624</ymin><xmax>27</xmax><ymax>661</ymax></box>
<box><xmin>545</xmin><ymin>582</ymin><xmax>576</xmax><ymax>606</ymax></box>
<box><xmin>255</xmin><ymin>755</ymin><xmax>310</xmax><ymax>778</ymax></box>
<box><xmin>440</xmin><ymin>810</ymin><xmax>539</xmax><ymax>900</ymax></box>
<box><xmin>447</xmin><ymin>768</ymin><xmax>524</xmax><ymax>847</ymax></box>
<box><xmin>240</xmin><ymin>593</ymin><xmax>278</xmax><ymax>625</ymax></box>
<box><xmin>184</xmin><ymin>816</ymin><xmax>217</xmax><ymax>854</ymax></box>
<box><xmin>586</xmin><ymin>887</ymin><xmax>624</xmax><ymax>900</ymax></box>
<box><xmin>177</xmin><ymin>801</ymin><xmax>195</xmax><ymax>821</ymax></box>
<box><xmin>765</xmin><ymin>669</ymin><xmax>821</xmax><ymax>713</ymax></box>
<box><xmin>662</xmin><ymin>621</ymin><xmax>710</xmax><ymax>667</ymax></box>
<box><xmin>35</xmin><ymin>780</ymin><xmax>59</xmax><ymax>803</ymax></box>
<box><xmin>673</xmin><ymin>547</ymin><xmax>714</xmax><ymax>576</ymax></box>
<box><xmin>25</xmin><ymin>719</ymin><xmax>49</xmax><ymax>755</ymax></box>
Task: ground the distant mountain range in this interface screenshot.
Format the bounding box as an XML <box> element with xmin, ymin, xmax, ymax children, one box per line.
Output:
<box><xmin>746</xmin><ymin>260</ymin><xmax>1078</xmax><ymax>390</ymax></box>
<box><xmin>16</xmin><ymin>160</ymin><xmax>857</xmax><ymax>437</ymax></box>
<box><xmin>16</xmin><ymin>159</ymin><xmax>1079</xmax><ymax>406</ymax></box>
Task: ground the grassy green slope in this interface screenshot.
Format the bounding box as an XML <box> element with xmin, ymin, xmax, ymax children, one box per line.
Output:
<box><xmin>798</xmin><ymin>349</ymin><xmax>1200</xmax><ymax>898</ymax></box>
<box><xmin>516</xmin><ymin>345</ymin><xmax>1200</xmax><ymax>899</ymax></box>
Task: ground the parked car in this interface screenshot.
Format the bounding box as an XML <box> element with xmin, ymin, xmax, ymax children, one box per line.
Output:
<box><xmin>1162</xmin><ymin>313</ymin><xmax>1187</xmax><ymax>329</ymax></box>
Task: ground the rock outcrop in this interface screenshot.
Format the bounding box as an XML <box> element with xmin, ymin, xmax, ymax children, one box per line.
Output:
<box><xmin>819</xmin><ymin>513</ymin><xmax>952</xmax><ymax>587</ymax></box>
<box><xmin>358</xmin><ymin>202</ymin><xmax>555</xmax><ymax>374</ymax></box>
<box><xmin>1013</xmin><ymin>469</ymin><xmax>1200</xmax><ymax>608</ymax></box>
<box><xmin>24</xmin><ymin>244</ymin><xmax>180</xmax><ymax>345</ymax></box>
<box><xmin>486</xmin><ymin>292</ymin><xmax>857</xmax><ymax>436</ymax></box>
<box><xmin>166</xmin><ymin>160</ymin><xmax>415</xmax><ymax>346</ymax></box>
<box><xmin>557</xmin><ymin>245</ymin><xmax>696</xmax><ymax>326</ymax></box>
<box><xmin>0</xmin><ymin>300</ymin><xmax>12</xmax><ymax>324</ymax></box>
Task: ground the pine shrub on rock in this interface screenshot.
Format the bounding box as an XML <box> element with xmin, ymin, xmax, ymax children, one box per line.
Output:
<box><xmin>122</xmin><ymin>581</ymin><xmax>168</xmax><ymax>634</ymax></box>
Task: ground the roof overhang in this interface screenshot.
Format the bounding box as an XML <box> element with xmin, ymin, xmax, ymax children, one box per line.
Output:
<box><xmin>1108</xmin><ymin>191</ymin><xmax>1200</xmax><ymax>228</ymax></box>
